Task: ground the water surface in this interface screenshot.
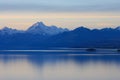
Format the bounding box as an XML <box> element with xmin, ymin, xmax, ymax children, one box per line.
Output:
<box><xmin>0</xmin><ymin>50</ymin><xmax>120</xmax><ymax>80</ymax></box>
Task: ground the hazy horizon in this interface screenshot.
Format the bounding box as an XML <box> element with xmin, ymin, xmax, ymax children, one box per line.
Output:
<box><xmin>1</xmin><ymin>21</ymin><xmax>120</xmax><ymax>31</ymax></box>
<box><xmin>1</xmin><ymin>0</ymin><xmax>120</xmax><ymax>30</ymax></box>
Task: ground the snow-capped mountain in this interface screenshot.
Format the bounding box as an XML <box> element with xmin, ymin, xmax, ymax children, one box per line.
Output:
<box><xmin>115</xmin><ymin>26</ymin><xmax>120</xmax><ymax>30</ymax></box>
<box><xmin>0</xmin><ymin>22</ymin><xmax>68</xmax><ymax>35</ymax></box>
<box><xmin>0</xmin><ymin>27</ymin><xmax>24</xmax><ymax>35</ymax></box>
<box><xmin>26</xmin><ymin>22</ymin><xmax>69</xmax><ymax>35</ymax></box>
<box><xmin>1</xmin><ymin>23</ymin><xmax>120</xmax><ymax>49</ymax></box>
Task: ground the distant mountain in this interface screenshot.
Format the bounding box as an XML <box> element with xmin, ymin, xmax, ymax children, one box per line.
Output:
<box><xmin>1</xmin><ymin>22</ymin><xmax>120</xmax><ymax>49</ymax></box>
<box><xmin>0</xmin><ymin>22</ymin><xmax>69</xmax><ymax>49</ymax></box>
<box><xmin>41</xmin><ymin>26</ymin><xmax>120</xmax><ymax>48</ymax></box>
<box><xmin>0</xmin><ymin>22</ymin><xmax>68</xmax><ymax>36</ymax></box>
<box><xmin>115</xmin><ymin>26</ymin><xmax>120</xmax><ymax>30</ymax></box>
<box><xmin>26</xmin><ymin>22</ymin><xmax>69</xmax><ymax>35</ymax></box>
<box><xmin>0</xmin><ymin>27</ymin><xmax>24</xmax><ymax>35</ymax></box>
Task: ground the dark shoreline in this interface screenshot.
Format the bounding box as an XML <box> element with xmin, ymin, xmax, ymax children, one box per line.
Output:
<box><xmin>0</xmin><ymin>48</ymin><xmax>119</xmax><ymax>55</ymax></box>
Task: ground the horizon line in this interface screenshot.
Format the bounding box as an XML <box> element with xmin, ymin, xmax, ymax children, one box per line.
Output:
<box><xmin>0</xmin><ymin>21</ymin><xmax>120</xmax><ymax>31</ymax></box>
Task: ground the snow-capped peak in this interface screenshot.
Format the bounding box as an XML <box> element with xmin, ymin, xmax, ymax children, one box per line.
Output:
<box><xmin>0</xmin><ymin>26</ymin><xmax>24</xmax><ymax>35</ymax></box>
<box><xmin>32</xmin><ymin>22</ymin><xmax>45</xmax><ymax>27</ymax></box>
<box><xmin>27</xmin><ymin>22</ymin><xmax>69</xmax><ymax>35</ymax></box>
<box><xmin>2</xmin><ymin>26</ymin><xmax>13</xmax><ymax>31</ymax></box>
<box><xmin>115</xmin><ymin>26</ymin><xmax>120</xmax><ymax>30</ymax></box>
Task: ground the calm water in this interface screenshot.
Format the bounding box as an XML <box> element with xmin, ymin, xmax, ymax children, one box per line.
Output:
<box><xmin>0</xmin><ymin>50</ymin><xmax>120</xmax><ymax>80</ymax></box>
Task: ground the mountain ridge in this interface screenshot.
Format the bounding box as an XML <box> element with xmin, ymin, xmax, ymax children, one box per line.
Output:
<box><xmin>1</xmin><ymin>22</ymin><xmax>120</xmax><ymax>35</ymax></box>
<box><xmin>0</xmin><ymin>22</ymin><xmax>69</xmax><ymax>35</ymax></box>
<box><xmin>1</xmin><ymin>22</ymin><xmax>120</xmax><ymax>49</ymax></box>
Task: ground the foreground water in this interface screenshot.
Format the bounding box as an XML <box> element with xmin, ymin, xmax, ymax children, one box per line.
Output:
<box><xmin>0</xmin><ymin>50</ymin><xmax>120</xmax><ymax>80</ymax></box>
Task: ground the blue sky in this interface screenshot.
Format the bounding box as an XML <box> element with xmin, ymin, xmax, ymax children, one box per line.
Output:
<box><xmin>0</xmin><ymin>0</ymin><xmax>120</xmax><ymax>30</ymax></box>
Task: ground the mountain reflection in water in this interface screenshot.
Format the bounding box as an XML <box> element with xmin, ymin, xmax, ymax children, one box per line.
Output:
<box><xmin>0</xmin><ymin>51</ymin><xmax>119</xmax><ymax>80</ymax></box>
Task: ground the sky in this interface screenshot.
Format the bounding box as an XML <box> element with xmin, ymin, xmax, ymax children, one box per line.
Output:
<box><xmin>0</xmin><ymin>0</ymin><xmax>120</xmax><ymax>30</ymax></box>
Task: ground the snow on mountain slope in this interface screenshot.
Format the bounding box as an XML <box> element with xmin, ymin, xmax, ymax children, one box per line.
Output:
<box><xmin>0</xmin><ymin>22</ymin><xmax>69</xmax><ymax>35</ymax></box>
<box><xmin>0</xmin><ymin>27</ymin><xmax>24</xmax><ymax>35</ymax></box>
<box><xmin>26</xmin><ymin>22</ymin><xmax>69</xmax><ymax>35</ymax></box>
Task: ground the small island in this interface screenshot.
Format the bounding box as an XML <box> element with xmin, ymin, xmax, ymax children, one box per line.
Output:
<box><xmin>117</xmin><ymin>49</ymin><xmax>120</xmax><ymax>52</ymax></box>
<box><xmin>86</xmin><ymin>48</ymin><xmax>96</xmax><ymax>52</ymax></box>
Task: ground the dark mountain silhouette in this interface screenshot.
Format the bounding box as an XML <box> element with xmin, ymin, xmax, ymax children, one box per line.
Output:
<box><xmin>45</xmin><ymin>26</ymin><xmax>120</xmax><ymax>48</ymax></box>
<box><xmin>0</xmin><ymin>22</ymin><xmax>120</xmax><ymax>49</ymax></box>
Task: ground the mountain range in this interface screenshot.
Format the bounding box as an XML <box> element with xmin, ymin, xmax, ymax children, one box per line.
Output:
<box><xmin>1</xmin><ymin>22</ymin><xmax>120</xmax><ymax>49</ymax></box>
<box><xmin>0</xmin><ymin>22</ymin><xmax>68</xmax><ymax>35</ymax></box>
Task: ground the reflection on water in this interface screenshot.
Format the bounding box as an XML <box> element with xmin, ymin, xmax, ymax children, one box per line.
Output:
<box><xmin>0</xmin><ymin>51</ymin><xmax>120</xmax><ymax>80</ymax></box>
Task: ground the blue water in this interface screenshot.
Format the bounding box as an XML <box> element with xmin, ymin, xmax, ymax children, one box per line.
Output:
<box><xmin>0</xmin><ymin>50</ymin><xmax>120</xmax><ymax>80</ymax></box>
